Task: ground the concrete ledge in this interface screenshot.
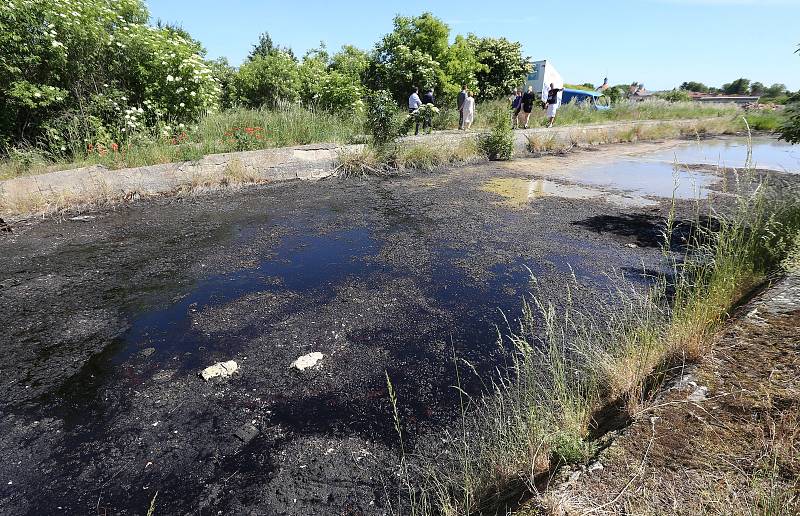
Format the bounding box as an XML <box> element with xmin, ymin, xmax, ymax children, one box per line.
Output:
<box><xmin>0</xmin><ymin>118</ymin><xmax>730</xmax><ymax>217</ymax></box>
<box><xmin>404</xmin><ymin>117</ymin><xmax>728</xmax><ymax>153</ymax></box>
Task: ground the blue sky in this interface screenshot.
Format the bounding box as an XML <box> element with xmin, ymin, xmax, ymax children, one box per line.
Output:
<box><xmin>147</xmin><ymin>0</ymin><xmax>800</xmax><ymax>91</ymax></box>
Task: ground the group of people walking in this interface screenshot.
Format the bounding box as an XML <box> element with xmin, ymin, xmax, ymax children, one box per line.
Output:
<box><xmin>510</xmin><ymin>82</ymin><xmax>563</xmax><ymax>129</ymax></box>
<box><xmin>408</xmin><ymin>84</ymin><xmax>476</xmax><ymax>135</ymax></box>
<box><xmin>407</xmin><ymin>81</ymin><xmax>562</xmax><ymax>136</ymax></box>
<box><xmin>408</xmin><ymin>86</ymin><xmax>434</xmax><ymax>135</ymax></box>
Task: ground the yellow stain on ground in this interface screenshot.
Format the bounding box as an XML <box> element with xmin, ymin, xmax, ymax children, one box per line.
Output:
<box><xmin>480</xmin><ymin>178</ymin><xmax>532</xmax><ymax>208</ymax></box>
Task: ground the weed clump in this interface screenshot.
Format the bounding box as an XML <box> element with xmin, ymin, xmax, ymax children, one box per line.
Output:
<box><xmin>478</xmin><ymin>108</ymin><xmax>514</xmax><ymax>161</ymax></box>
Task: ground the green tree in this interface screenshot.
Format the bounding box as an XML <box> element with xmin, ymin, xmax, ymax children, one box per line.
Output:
<box><xmin>389</xmin><ymin>12</ymin><xmax>450</xmax><ymax>65</ymax></box>
<box><xmin>330</xmin><ymin>45</ymin><xmax>369</xmax><ymax>82</ymax></box>
<box><xmin>749</xmin><ymin>81</ymin><xmax>765</xmax><ymax>95</ymax></box>
<box><xmin>368</xmin><ymin>13</ymin><xmax>452</xmax><ymax>103</ymax></box>
<box><xmin>248</xmin><ymin>32</ymin><xmax>295</xmax><ymax>61</ymax></box>
<box><xmin>318</xmin><ymin>72</ymin><xmax>364</xmax><ymax>113</ymax></box>
<box><xmin>679</xmin><ymin>81</ymin><xmax>709</xmax><ymax>93</ymax></box>
<box><xmin>367</xmin><ymin>13</ymin><xmax>527</xmax><ymax>104</ymax></box>
<box><xmin>444</xmin><ymin>35</ymin><xmax>487</xmax><ymax>95</ymax></box>
<box><xmin>604</xmin><ymin>85</ymin><xmax>628</xmax><ymax>104</ymax></box>
<box><xmin>722</xmin><ymin>78</ymin><xmax>751</xmax><ymax>95</ymax></box>
<box><xmin>298</xmin><ymin>43</ymin><xmax>330</xmax><ymax>105</ymax></box>
<box><xmin>232</xmin><ymin>51</ymin><xmax>300</xmax><ymax>107</ymax></box>
<box><xmin>298</xmin><ymin>43</ymin><xmax>364</xmax><ymax>112</ymax></box>
<box><xmin>778</xmin><ymin>46</ymin><xmax>800</xmax><ymax>143</ymax></box>
<box><xmin>470</xmin><ymin>36</ymin><xmax>529</xmax><ymax>100</ymax></box>
<box><xmin>780</xmin><ymin>98</ymin><xmax>800</xmax><ymax>143</ymax></box>
<box><xmin>0</xmin><ymin>0</ymin><xmax>219</xmax><ymax>152</ymax></box>
<box><xmin>208</xmin><ymin>57</ymin><xmax>236</xmax><ymax>109</ymax></box>
<box><xmin>764</xmin><ymin>83</ymin><xmax>787</xmax><ymax>98</ymax></box>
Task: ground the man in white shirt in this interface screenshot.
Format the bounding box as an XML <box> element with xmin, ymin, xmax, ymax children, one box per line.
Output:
<box><xmin>408</xmin><ymin>86</ymin><xmax>422</xmax><ymax>135</ymax></box>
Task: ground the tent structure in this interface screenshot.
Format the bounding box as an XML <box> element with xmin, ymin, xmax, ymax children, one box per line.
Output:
<box><xmin>525</xmin><ymin>60</ymin><xmax>564</xmax><ymax>103</ymax></box>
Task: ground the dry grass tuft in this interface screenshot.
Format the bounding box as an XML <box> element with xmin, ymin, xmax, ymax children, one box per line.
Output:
<box><xmin>335</xmin><ymin>138</ymin><xmax>482</xmax><ymax>178</ymax></box>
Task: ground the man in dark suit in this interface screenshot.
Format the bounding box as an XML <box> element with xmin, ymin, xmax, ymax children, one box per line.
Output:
<box><xmin>421</xmin><ymin>88</ymin><xmax>435</xmax><ymax>133</ymax></box>
<box><xmin>457</xmin><ymin>84</ymin><xmax>467</xmax><ymax>130</ymax></box>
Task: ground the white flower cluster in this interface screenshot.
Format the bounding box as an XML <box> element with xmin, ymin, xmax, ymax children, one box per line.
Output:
<box><xmin>123</xmin><ymin>106</ymin><xmax>144</xmax><ymax>129</ymax></box>
<box><xmin>6</xmin><ymin>0</ymin><xmax>222</xmax><ymax>141</ymax></box>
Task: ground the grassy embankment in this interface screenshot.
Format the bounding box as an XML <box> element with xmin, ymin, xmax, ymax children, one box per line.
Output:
<box><xmin>0</xmin><ymin>100</ymin><xmax>776</xmax><ymax>181</ymax></box>
<box><xmin>388</xmin><ymin>153</ymin><xmax>800</xmax><ymax>514</ymax></box>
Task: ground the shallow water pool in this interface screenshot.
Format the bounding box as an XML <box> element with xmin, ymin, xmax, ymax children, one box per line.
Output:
<box><xmin>645</xmin><ymin>136</ymin><xmax>800</xmax><ymax>173</ymax></box>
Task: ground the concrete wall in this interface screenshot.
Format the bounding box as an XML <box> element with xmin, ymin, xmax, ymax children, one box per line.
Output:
<box><xmin>0</xmin><ymin>118</ymin><xmax>725</xmax><ymax>218</ymax></box>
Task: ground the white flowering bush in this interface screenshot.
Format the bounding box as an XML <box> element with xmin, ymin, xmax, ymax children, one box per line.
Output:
<box><xmin>0</xmin><ymin>0</ymin><xmax>220</xmax><ymax>154</ymax></box>
<box><xmin>366</xmin><ymin>89</ymin><xmax>399</xmax><ymax>146</ymax></box>
<box><xmin>406</xmin><ymin>103</ymin><xmax>439</xmax><ymax>135</ymax></box>
<box><xmin>318</xmin><ymin>72</ymin><xmax>364</xmax><ymax>113</ymax></box>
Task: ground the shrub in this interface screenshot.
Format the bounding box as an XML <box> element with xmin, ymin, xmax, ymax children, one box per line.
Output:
<box><xmin>365</xmin><ymin>89</ymin><xmax>399</xmax><ymax>146</ymax></box>
<box><xmin>778</xmin><ymin>97</ymin><xmax>800</xmax><ymax>143</ymax></box>
<box><xmin>658</xmin><ymin>89</ymin><xmax>692</xmax><ymax>102</ymax></box>
<box><xmin>317</xmin><ymin>72</ymin><xmax>365</xmax><ymax>113</ymax></box>
<box><xmin>409</xmin><ymin>103</ymin><xmax>439</xmax><ymax>134</ymax></box>
<box><xmin>232</xmin><ymin>52</ymin><xmax>301</xmax><ymax>108</ymax></box>
<box><xmin>0</xmin><ymin>0</ymin><xmax>220</xmax><ymax>154</ymax></box>
<box><xmin>478</xmin><ymin>107</ymin><xmax>514</xmax><ymax>160</ymax></box>
<box><xmin>744</xmin><ymin>111</ymin><xmax>783</xmax><ymax>132</ymax></box>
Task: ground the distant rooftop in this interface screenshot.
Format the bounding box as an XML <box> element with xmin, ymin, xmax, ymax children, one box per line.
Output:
<box><xmin>687</xmin><ymin>92</ymin><xmax>761</xmax><ymax>104</ymax></box>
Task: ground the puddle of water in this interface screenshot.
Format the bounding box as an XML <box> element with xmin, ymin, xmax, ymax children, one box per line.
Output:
<box><xmin>483</xmin><ymin>177</ymin><xmax>658</xmax><ymax>208</ymax></box>
<box><xmin>555</xmin><ymin>160</ymin><xmax>717</xmax><ymax>199</ymax></box>
<box><xmin>50</xmin><ymin>220</ymin><xmax>549</xmax><ymax>424</ymax></box>
<box><xmin>646</xmin><ymin>136</ymin><xmax>800</xmax><ymax>173</ymax></box>
<box><xmin>51</xmin><ymin>228</ymin><xmax>386</xmax><ymax>419</ymax></box>
<box><xmin>529</xmin><ymin>179</ymin><xmax>658</xmax><ymax>207</ymax></box>
<box><xmin>121</xmin><ymin>228</ymin><xmax>382</xmax><ymax>365</ymax></box>
<box><xmin>498</xmin><ymin>137</ymin><xmax>799</xmax><ymax>203</ymax></box>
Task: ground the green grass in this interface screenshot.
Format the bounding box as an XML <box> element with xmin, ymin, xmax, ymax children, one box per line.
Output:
<box><xmin>743</xmin><ymin>110</ymin><xmax>784</xmax><ymax>132</ymax></box>
<box><xmin>430</xmin><ymin>98</ymin><xmax>743</xmax><ymax>132</ymax></box>
<box><xmin>0</xmin><ymin>99</ymin><xmax>772</xmax><ymax>181</ymax></box>
<box><xmin>0</xmin><ymin>103</ymin><xmax>365</xmax><ymax>180</ymax></box>
<box><xmin>335</xmin><ymin>138</ymin><xmax>481</xmax><ymax>178</ymax></box>
<box><xmin>391</xmin><ymin>151</ymin><xmax>800</xmax><ymax>515</ymax></box>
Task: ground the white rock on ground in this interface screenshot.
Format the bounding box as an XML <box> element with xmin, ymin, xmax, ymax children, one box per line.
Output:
<box><xmin>291</xmin><ymin>352</ymin><xmax>324</xmax><ymax>371</ymax></box>
<box><xmin>588</xmin><ymin>462</ymin><xmax>604</xmax><ymax>473</ymax></box>
<box><xmin>200</xmin><ymin>360</ymin><xmax>239</xmax><ymax>381</ymax></box>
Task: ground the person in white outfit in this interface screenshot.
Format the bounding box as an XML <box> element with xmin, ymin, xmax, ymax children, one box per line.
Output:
<box><xmin>545</xmin><ymin>82</ymin><xmax>563</xmax><ymax>128</ymax></box>
<box><xmin>408</xmin><ymin>86</ymin><xmax>422</xmax><ymax>135</ymax></box>
<box><xmin>462</xmin><ymin>91</ymin><xmax>475</xmax><ymax>130</ymax></box>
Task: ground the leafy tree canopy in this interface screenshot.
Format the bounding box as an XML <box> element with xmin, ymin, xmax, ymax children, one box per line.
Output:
<box><xmin>469</xmin><ymin>36</ymin><xmax>529</xmax><ymax>100</ymax></box>
<box><xmin>721</xmin><ymin>78</ymin><xmax>751</xmax><ymax>95</ymax></box>
<box><xmin>248</xmin><ymin>31</ymin><xmax>295</xmax><ymax>61</ymax></box>
<box><xmin>0</xmin><ymin>0</ymin><xmax>220</xmax><ymax>152</ymax></box>
<box><xmin>680</xmin><ymin>81</ymin><xmax>709</xmax><ymax>93</ymax></box>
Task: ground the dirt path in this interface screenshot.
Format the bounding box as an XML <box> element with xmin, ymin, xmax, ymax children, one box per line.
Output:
<box><xmin>536</xmin><ymin>271</ymin><xmax>800</xmax><ymax>515</ymax></box>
